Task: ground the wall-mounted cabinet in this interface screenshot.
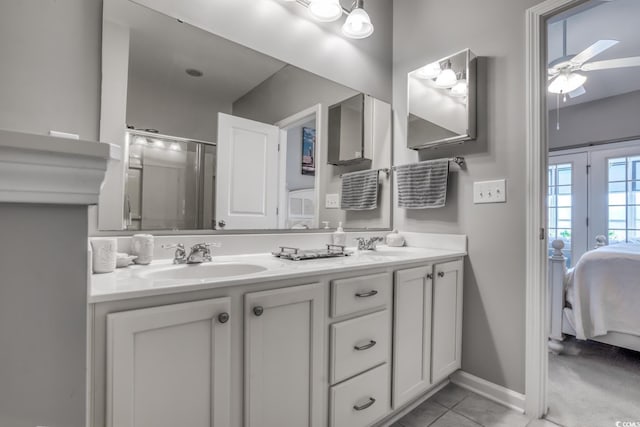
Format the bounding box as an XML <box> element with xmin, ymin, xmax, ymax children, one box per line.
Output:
<box><xmin>328</xmin><ymin>94</ymin><xmax>391</xmax><ymax>166</ymax></box>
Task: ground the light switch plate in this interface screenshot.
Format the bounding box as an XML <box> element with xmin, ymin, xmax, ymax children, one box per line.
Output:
<box><xmin>325</xmin><ymin>193</ymin><xmax>340</xmax><ymax>209</ymax></box>
<box><xmin>473</xmin><ymin>179</ymin><xmax>506</xmax><ymax>204</ymax></box>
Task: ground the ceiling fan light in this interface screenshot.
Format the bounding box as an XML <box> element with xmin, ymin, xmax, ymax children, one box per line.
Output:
<box><xmin>342</xmin><ymin>8</ymin><xmax>374</xmax><ymax>39</ymax></box>
<box><xmin>415</xmin><ymin>62</ymin><xmax>441</xmax><ymax>80</ymax></box>
<box><xmin>308</xmin><ymin>0</ymin><xmax>343</xmax><ymax>22</ymax></box>
<box><xmin>451</xmin><ymin>80</ymin><xmax>468</xmax><ymax>97</ymax></box>
<box><xmin>548</xmin><ymin>72</ymin><xmax>587</xmax><ymax>94</ymax></box>
<box><xmin>435</xmin><ymin>68</ymin><xmax>457</xmax><ymax>88</ymax></box>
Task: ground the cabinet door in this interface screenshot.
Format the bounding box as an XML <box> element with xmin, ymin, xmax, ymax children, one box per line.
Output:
<box><xmin>245</xmin><ymin>283</ymin><xmax>325</xmax><ymax>427</ymax></box>
<box><xmin>107</xmin><ymin>297</ymin><xmax>231</xmax><ymax>427</ymax></box>
<box><xmin>431</xmin><ymin>259</ymin><xmax>464</xmax><ymax>384</ymax></box>
<box><xmin>392</xmin><ymin>266</ymin><xmax>433</xmax><ymax>409</ymax></box>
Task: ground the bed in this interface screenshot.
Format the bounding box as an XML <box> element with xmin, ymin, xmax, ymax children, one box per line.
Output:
<box><xmin>286</xmin><ymin>188</ymin><xmax>316</xmax><ymax>229</ymax></box>
<box><xmin>549</xmin><ymin>238</ymin><xmax>640</xmax><ymax>353</ymax></box>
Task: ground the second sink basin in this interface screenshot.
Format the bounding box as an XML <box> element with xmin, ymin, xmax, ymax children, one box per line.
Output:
<box><xmin>137</xmin><ymin>263</ymin><xmax>267</xmax><ymax>282</ymax></box>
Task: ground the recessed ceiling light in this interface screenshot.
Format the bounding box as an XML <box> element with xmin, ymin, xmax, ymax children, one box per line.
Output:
<box><xmin>185</xmin><ymin>68</ymin><xmax>203</xmax><ymax>77</ymax></box>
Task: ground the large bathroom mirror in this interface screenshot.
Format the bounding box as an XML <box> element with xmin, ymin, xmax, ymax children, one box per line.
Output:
<box><xmin>407</xmin><ymin>49</ymin><xmax>477</xmax><ymax>150</ymax></box>
<box><xmin>98</xmin><ymin>0</ymin><xmax>392</xmax><ymax>232</ymax></box>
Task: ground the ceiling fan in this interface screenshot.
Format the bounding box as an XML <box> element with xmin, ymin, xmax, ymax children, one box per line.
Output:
<box><xmin>548</xmin><ymin>20</ymin><xmax>640</xmax><ymax>99</ymax></box>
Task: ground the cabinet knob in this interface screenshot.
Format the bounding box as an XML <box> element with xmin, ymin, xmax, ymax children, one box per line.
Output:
<box><xmin>426</xmin><ymin>273</ymin><xmax>433</xmax><ymax>280</ymax></box>
<box><xmin>253</xmin><ymin>306</ymin><xmax>264</xmax><ymax>316</ymax></box>
<box><xmin>355</xmin><ymin>290</ymin><xmax>378</xmax><ymax>298</ymax></box>
<box><xmin>438</xmin><ymin>271</ymin><xmax>445</xmax><ymax>278</ymax></box>
<box><xmin>218</xmin><ymin>312</ymin><xmax>229</xmax><ymax>324</ymax></box>
<box><xmin>353</xmin><ymin>397</ymin><xmax>376</xmax><ymax>411</ymax></box>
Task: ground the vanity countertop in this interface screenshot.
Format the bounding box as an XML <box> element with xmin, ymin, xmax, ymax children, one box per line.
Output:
<box><xmin>90</xmin><ymin>246</ymin><xmax>466</xmax><ymax>303</ymax></box>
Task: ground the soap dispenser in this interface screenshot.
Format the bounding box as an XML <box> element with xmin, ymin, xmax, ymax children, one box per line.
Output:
<box><xmin>333</xmin><ymin>222</ymin><xmax>347</xmax><ymax>246</ymax></box>
<box><xmin>385</xmin><ymin>229</ymin><xmax>405</xmax><ymax>247</ymax></box>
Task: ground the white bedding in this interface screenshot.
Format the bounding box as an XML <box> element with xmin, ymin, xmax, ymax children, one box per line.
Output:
<box><xmin>567</xmin><ymin>243</ymin><xmax>640</xmax><ymax>340</ymax></box>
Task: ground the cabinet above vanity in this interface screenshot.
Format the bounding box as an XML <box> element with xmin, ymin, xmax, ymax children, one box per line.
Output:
<box><xmin>88</xmin><ymin>239</ymin><xmax>466</xmax><ymax>427</ymax></box>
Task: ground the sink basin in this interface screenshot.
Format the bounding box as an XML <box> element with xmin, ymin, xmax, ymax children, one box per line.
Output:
<box><xmin>137</xmin><ymin>263</ymin><xmax>267</xmax><ymax>281</ymax></box>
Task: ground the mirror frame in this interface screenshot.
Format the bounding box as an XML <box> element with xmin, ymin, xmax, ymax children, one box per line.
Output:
<box><xmin>407</xmin><ymin>48</ymin><xmax>477</xmax><ymax>150</ymax></box>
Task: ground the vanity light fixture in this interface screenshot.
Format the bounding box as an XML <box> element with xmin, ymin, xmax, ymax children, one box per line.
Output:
<box><xmin>283</xmin><ymin>0</ymin><xmax>374</xmax><ymax>39</ymax></box>
<box><xmin>434</xmin><ymin>60</ymin><xmax>457</xmax><ymax>88</ymax></box>
<box><xmin>308</xmin><ymin>0</ymin><xmax>343</xmax><ymax>22</ymax></box>
<box><xmin>415</xmin><ymin>61</ymin><xmax>442</xmax><ymax>80</ymax></box>
<box><xmin>341</xmin><ymin>0</ymin><xmax>374</xmax><ymax>39</ymax></box>
<box><xmin>451</xmin><ymin>80</ymin><xmax>468</xmax><ymax>97</ymax></box>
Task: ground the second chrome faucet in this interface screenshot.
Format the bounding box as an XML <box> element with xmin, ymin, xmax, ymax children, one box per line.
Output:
<box><xmin>162</xmin><ymin>242</ymin><xmax>219</xmax><ymax>264</ymax></box>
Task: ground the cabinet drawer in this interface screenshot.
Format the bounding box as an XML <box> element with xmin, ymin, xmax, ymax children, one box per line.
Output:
<box><xmin>331</xmin><ymin>273</ymin><xmax>391</xmax><ymax>317</ymax></box>
<box><xmin>330</xmin><ymin>364</ymin><xmax>390</xmax><ymax>427</ymax></box>
<box><xmin>331</xmin><ymin>310</ymin><xmax>390</xmax><ymax>384</ymax></box>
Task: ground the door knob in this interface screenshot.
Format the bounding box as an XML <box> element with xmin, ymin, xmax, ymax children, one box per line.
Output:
<box><xmin>218</xmin><ymin>312</ymin><xmax>229</xmax><ymax>324</ymax></box>
<box><xmin>438</xmin><ymin>271</ymin><xmax>445</xmax><ymax>278</ymax></box>
<box><xmin>253</xmin><ymin>306</ymin><xmax>264</xmax><ymax>316</ymax></box>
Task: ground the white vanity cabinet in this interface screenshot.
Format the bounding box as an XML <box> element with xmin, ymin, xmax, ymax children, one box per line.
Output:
<box><xmin>106</xmin><ymin>297</ymin><xmax>231</xmax><ymax>427</ymax></box>
<box><xmin>244</xmin><ymin>283</ymin><xmax>325</xmax><ymax>427</ymax></box>
<box><xmin>94</xmin><ymin>254</ymin><xmax>465</xmax><ymax>427</ymax></box>
<box><xmin>392</xmin><ymin>259</ymin><xmax>464</xmax><ymax>409</ymax></box>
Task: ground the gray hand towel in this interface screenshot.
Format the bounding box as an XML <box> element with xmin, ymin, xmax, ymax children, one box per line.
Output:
<box><xmin>396</xmin><ymin>159</ymin><xmax>449</xmax><ymax>208</ymax></box>
<box><xmin>340</xmin><ymin>169</ymin><xmax>379</xmax><ymax>210</ymax></box>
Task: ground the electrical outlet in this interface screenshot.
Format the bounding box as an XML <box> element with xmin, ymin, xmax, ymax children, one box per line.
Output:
<box><xmin>325</xmin><ymin>193</ymin><xmax>340</xmax><ymax>209</ymax></box>
<box><xmin>473</xmin><ymin>179</ymin><xmax>506</xmax><ymax>204</ymax></box>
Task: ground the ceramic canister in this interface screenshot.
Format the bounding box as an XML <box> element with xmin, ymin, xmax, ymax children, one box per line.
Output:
<box><xmin>132</xmin><ymin>234</ymin><xmax>154</xmax><ymax>265</ymax></box>
<box><xmin>90</xmin><ymin>238</ymin><xmax>117</xmax><ymax>274</ymax></box>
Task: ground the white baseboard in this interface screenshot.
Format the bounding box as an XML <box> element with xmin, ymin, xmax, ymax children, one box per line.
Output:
<box><xmin>450</xmin><ymin>370</ymin><xmax>526</xmax><ymax>414</ymax></box>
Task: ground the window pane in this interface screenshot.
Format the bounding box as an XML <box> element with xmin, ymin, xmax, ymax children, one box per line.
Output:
<box><xmin>558</xmin><ymin>220</ymin><xmax>572</xmax><ymax>229</ymax></box>
<box><xmin>557</xmin><ymin>185</ymin><xmax>571</xmax><ymax>195</ymax></box>
<box><xmin>557</xmin><ymin>194</ymin><xmax>571</xmax><ymax>207</ymax></box>
<box><xmin>548</xmin><ymin>228</ymin><xmax>558</xmax><ymax>241</ymax></box>
<box><xmin>628</xmin><ymin>230</ymin><xmax>640</xmax><ymax>243</ymax></box>
<box><xmin>548</xmin><ymin>209</ymin><xmax>556</xmax><ymax>229</ymax></box>
<box><xmin>557</xmin><ymin>207</ymin><xmax>571</xmax><ymax>221</ymax></box>
<box><xmin>548</xmin><ymin>194</ymin><xmax>556</xmax><ymax>208</ymax></box>
<box><xmin>627</xmin><ymin>205</ymin><xmax>640</xmax><ymax>230</ymax></box>
<box><xmin>609</xmin><ymin>230</ymin><xmax>627</xmax><ymax>243</ymax></box>
<box><xmin>609</xmin><ymin>181</ymin><xmax>625</xmax><ymax>193</ymax></box>
<box><xmin>548</xmin><ymin>167</ymin><xmax>555</xmax><ymax>187</ymax></box>
<box><xmin>558</xmin><ymin>167</ymin><xmax>571</xmax><ymax>185</ymax></box>
<box><xmin>557</xmin><ymin>228</ymin><xmax>571</xmax><ymax>242</ymax></box>
<box><xmin>609</xmin><ymin>205</ymin><xmax>626</xmax><ymax>221</ymax></box>
<box><xmin>628</xmin><ymin>157</ymin><xmax>640</xmax><ymax>181</ymax></box>
<box><xmin>609</xmin><ymin>192</ymin><xmax>626</xmax><ymax>205</ymax></box>
<box><xmin>609</xmin><ymin>158</ymin><xmax>626</xmax><ymax>182</ymax></box>
<box><xmin>629</xmin><ymin>181</ymin><xmax>640</xmax><ymax>205</ymax></box>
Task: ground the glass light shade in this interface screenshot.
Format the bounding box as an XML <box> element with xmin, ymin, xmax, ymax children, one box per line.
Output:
<box><xmin>435</xmin><ymin>68</ymin><xmax>457</xmax><ymax>88</ymax></box>
<box><xmin>415</xmin><ymin>62</ymin><xmax>441</xmax><ymax>80</ymax></box>
<box><xmin>548</xmin><ymin>72</ymin><xmax>587</xmax><ymax>94</ymax></box>
<box><xmin>308</xmin><ymin>0</ymin><xmax>342</xmax><ymax>22</ymax></box>
<box><xmin>342</xmin><ymin>8</ymin><xmax>374</xmax><ymax>39</ymax></box>
<box><xmin>451</xmin><ymin>80</ymin><xmax>468</xmax><ymax>97</ymax></box>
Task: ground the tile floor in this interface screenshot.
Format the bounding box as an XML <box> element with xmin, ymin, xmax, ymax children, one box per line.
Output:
<box><xmin>392</xmin><ymin>383</ymin><xmax>563</xmax><ymax>427</ymax></box>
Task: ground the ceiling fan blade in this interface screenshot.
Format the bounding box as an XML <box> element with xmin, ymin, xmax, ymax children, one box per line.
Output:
<box><xmin>581</xmin><ymin>56</ymin><xmax>640</xmax><ymax>71</ymax></box>
<box><xmin>570</xmin><ymin>39</ymin><xmax>619</xmax><ymax>66</ymax></box>
<box><xmin>568</xmin><ymin>86</ymin><xmax>586</xmax><ymax>98</ymax></box>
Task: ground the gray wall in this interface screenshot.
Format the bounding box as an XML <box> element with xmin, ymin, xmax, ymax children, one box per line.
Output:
<box><xmin>132</xmin><ymin>0</ymin><xmax>393</xmax><ymax>102</ymax></box>
<box><xmin>393</xmin><ymin>0</ymin><xmax>543</xmax><ymax>394</ymax></box>
<box><xmin>549</xmin><ymin>89</ymin><xmax>640</xmax><ymax>150</ymax></box>
<box><xmin>0</xmin><ymin>1</ymin><xmax>101</xmax><ymax>426</ymax></box>
<box><xmin>0</xmin><ymin>0</ymin><xmax>102</xmax><ymax>140</ymax></box>
<box><xmin>127</xmin><ymin>70</ymin><xmax>232</xmax><ymax>142</ymax></box>
<box><xmin>0</xmin><ymin>204</ymin><xmax>89</xmax><ymax>427</ymax></box>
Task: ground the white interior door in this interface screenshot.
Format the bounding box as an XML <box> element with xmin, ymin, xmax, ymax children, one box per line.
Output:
<box><xmin>216</xmin><ymin>113</ymin><xmax>279</xmax><ymax>229</ymax></box>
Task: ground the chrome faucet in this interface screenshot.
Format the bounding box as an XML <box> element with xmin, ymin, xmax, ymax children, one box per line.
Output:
<box><xmin>355</xmin><ymin>237</ymin><xmax>384</xmax><ymax>251</ymax></box>
<box><xmin>162</xmin><ymin>242</ymin><xmax>217</xmax><ymax>264</ymax></box>
<box><xmin>186</xmin><ymin>243</ymin><xmax>213</xmax><ymax>264</ymax></box>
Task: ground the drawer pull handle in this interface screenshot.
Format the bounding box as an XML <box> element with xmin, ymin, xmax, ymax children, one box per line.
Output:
<box><xmin>355</xmin><ymin>290</ymin><xmax>378</xmax><ymax>298</ymax></box>
<box><xmin>253</xmin><ymin>306</ymin><xmax>264</xmax><ymax>316</ymax></box>
<box><xmin>353</xmin><ymin>397</ymin><xmax>376</xmax><ymax>411</ymax></box>
<box><xmin>218</xmin><ymin>312</ymin><xmax>230</xmax><ymax>324</ymax></box>
<box><xmin>438</xmin><ymin>271</ymin><xmax>445</xmax><ymax>278</ymax></box>
<box><xmin>354</xmin><ymin>340</ymin><xmax>377</xmax><ymax>351</ymax></box>
<box><xmin>426</xmin><ymin>273</ymin><xmax>433</xmax><ymax>280</ymax></box>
